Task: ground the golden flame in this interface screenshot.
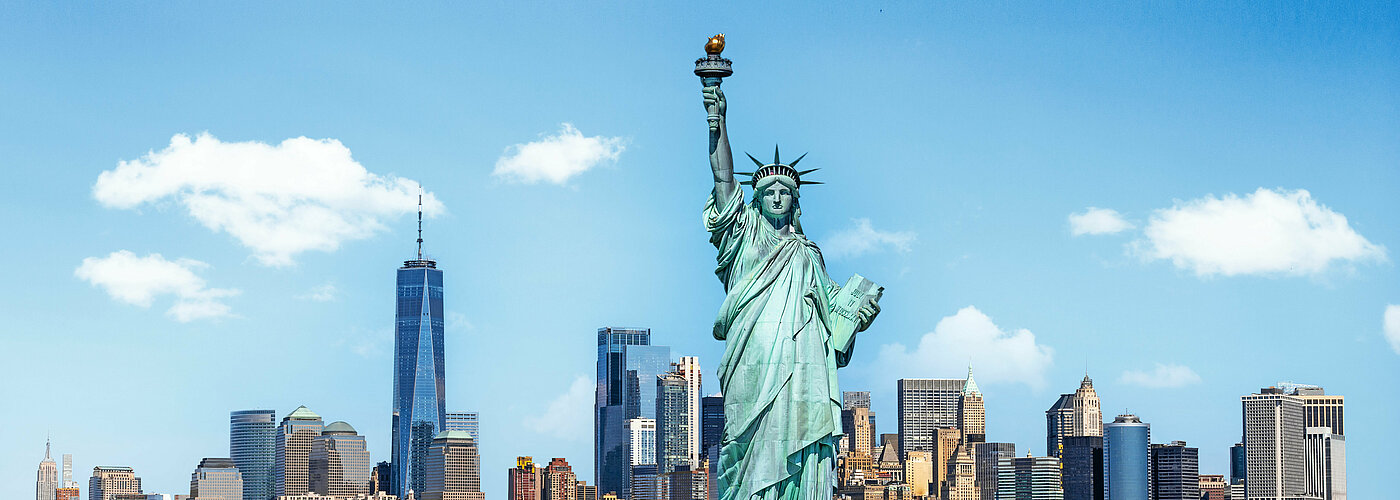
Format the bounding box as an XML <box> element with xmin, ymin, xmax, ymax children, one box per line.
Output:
<box><xmin>705</xmin><ymin>34</ymin><xmax>726</xmax><ymax>55</ymax></box>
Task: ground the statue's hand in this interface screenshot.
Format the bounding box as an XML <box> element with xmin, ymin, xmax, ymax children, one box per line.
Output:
<box><xmin>856</xmin><ymin>297</ymin><xmax>881</xmax><ymax>333</ymax></box>
<box><xmin>702</xmin><ymin>86</ymin><xmax>726</xmax><ymax>131</ymax></box>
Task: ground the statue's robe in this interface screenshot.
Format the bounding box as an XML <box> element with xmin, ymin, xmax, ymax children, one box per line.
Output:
<box><xmin>705</xmin><ymin>186</ymin><xmax>856</xmax><ymax>500</ymax></box>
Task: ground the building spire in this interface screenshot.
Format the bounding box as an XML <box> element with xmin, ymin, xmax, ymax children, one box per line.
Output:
<box><xmin>45</xmin><ymin>435</ymin><xmax>51</xmax><ymax>459</ymax></box>
<box><xmin>416</xmin><ymin>187</ymin><xmax>424</xmax><ymax>260</ymax></box>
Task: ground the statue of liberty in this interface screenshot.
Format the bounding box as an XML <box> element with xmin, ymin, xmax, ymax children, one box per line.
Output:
<box><xmin>700</xmin><ymin>39</ymin><xmax>883</xmax><ymax>500</ymax></box>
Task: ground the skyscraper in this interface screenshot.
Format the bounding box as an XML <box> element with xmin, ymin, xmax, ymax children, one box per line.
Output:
<box><xmin>897</xmin><ymin>378</ymin><xmax>965</xmax><ymax>456</ymax></box>
<box><xmin>595</xmin><ymin>326</ymin><xmax>653</xmax><ymax>496</ymax></box>
<box><xmin>1048</xmin><ymin>376</ymin><xmax>1102</xmax><ymax>459</ymax></box>
<box><xmin>1296</xmin><ymin>387</ymin><xmax>1344</xmax><ymax>437</ymax></box>
<box><xmin>700</xmin><ymin>396</ymin><xmax>724</xmax><ymax>457</ymax></box>
<box><xmin>1061</xmin><ymin>436</ymin><xmax>1103</xmax><ymax>500</ymax></box>
<box><xmin>37</xmin><ymin>439</ymin><xmax>58</xmax><ymax>500</ymax></box>
<box><xmin>941</xmin><ymin>443</ymin><xmax>977</xmax><ymax>500</ymax></box>
<box><xmin>231</xmin><ymin>409</ymin><xmax>276</xmax><ymax>500</ymax></box>
<box><xmin>671</xmin><ymin>357</ymin><xmax>703</xmax><ymax>467</ymax></box>
<box><xmin>310</xmin><ymin>421</ymin><xmax>372</xmax><ymax>497</ymax></box>
<box><xmin>1103</xmin><ymin>414</ymin><xmax>1150</xmax><ymax>500</ymax></box>
<box><xmin>657</xmin><ymin>371</ymin><xmax>692</xmax><ymax>475</ymax></box>
<box><xmin>423</xmin><ymin>431</ymin><xmax>484</xmax><ymax>500</ymax></box>
<box><xmin>544</xmin><ymin>458</ymin><xmax>578</xmax><ymax>500</ymax></box>
<box><xmin>189</xmin><ymin>458</ymin><xmax>243</xmax><ymax>500</ymax></box>
<box><xmin>841</xmin><ymin>406</ymin><xmax>873</xmax><ymax>456</ymax></box>
<box><xmin>996</xmin><ymin>455</ymin><xmax>1063</xmax><ymax>500</ymax></box>
<box><xmin>1241</xmin><ymin>387</ymin><xmax>1309</xmax><ymax>500</ymax></box>
<box><xmin>63</xmin><ymin>454</ymin><xmax>76</xmax><ymax>489</ymax></box>
<box><xmin>1149</xmin><ymin>441</ymin><xmax>1198</xmax><ymax>500</ymax></box>
<box><xmin>89</xmin><ymin>466</ymin><xmax>141</xmax><ymax>500</ymax></box>
<box><xmin>960</xmin><ymin>367</ymin><xmax>986</xmax><ymax>444</ymax></box>
<box><xmin>445</xmin><ymin>413</ymin><xmax>480</xmax><ymax>441</ymax></box>
<box><xmin>974</xmin><ymin>442</ymin><xmax>1016</xmax><ymax>500</ymax></box>
<box><xmin>1303</xmin><ymin>427</ymin><xmax>1345</xmax><ymax>500</ymax></box>
<box><xmin>275</xmin><ymin>406</ymin><xmax>324</xmax><ymax>497</ymax></box>
<box><xmin>510</xmin><ymin>457</ymin><xmax>543</xmax><ymax>500</ymax></box>
<box><xmin>393</xmin><ymin>226</ymin><xmax>448</xmax><ymax>500</ymax></box>
<box><xmin>903</xmin><ymin>451</ymin><xmax>933</xmax><ymax>497</ymax></box>
<box><xmin>1228</xmin><ymin>443</ymin><xmax>1245</xmax><ymax>486</ymax></box>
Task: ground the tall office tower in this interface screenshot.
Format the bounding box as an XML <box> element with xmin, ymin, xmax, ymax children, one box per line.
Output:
<box><xmin>700</xmin><ymin>396</ymin><xmax>724</xmax><ymax>457</ymax></box>
<box><xmin>657</xmin><ymin>371</ymin><xmax>693</xmax><ymax>474</ymax></box>
<box><xmin>843</xmin><ymin>391</ymin><xmax>871</xmax><ymax>410</ymax></box>
<box><xmin>393</xmin><ymin>220</ymin><xmax>448</xmax><ymax>500</ymax></box>
<box><xmin>1048</xmin><ymin>376</ymin><xmax>1102</xmax><ymax>458</ymax></box>
<box><xmin>842</xmin><ymin>406</ymin><xmax>874</xmax><ymax>456</ymax></box>
<box><xmin>310</xmin><ymin>421</ymin><xmax>372</xmax><ymax>496</ymax></box>
<box><xmin>1294</xmin><ymin>388</ymin><xmax>1344</xmax><ymax>437</ymax></box>
<box><xmin>1103</xmin><ymin>415</ymin><xmax>1150</xmax><ymax>500</ymax></box>
<box><xmin>1149</xmin><ymin>441</ymin><xmax>1198</xmax><ymax>500</ymax></box>
<box><xmin>897</xmin><ymin>378</ymin><xmax>965</xmax><ymax>456</ymax></box>
<box><xmin>903</xmin><ymin>452</ymin><xmax>933</xmax><ymax>497</ymax></box>
<box><xmin>1241</xmin><ymin>387</ymin><xmax>1309</xmax><ymax>500</ymax></box>
<box><xmin>1198</xmin><ymin>475</ymin><xmax>1226</xmax><ymax>500</ymax></box>
<box><xmin>628</xmin><ymin>418</ymin><xmax>658</xmax><ymax>466</ymax></box>
<box><xmin>56</xmin><ymin>488</ymin><xmax>79</xmax><ymax>500</ymax></box>
<box><xmin>935</xmin><ymin>427</ymin><xmax>963</xmax><ymax>496</ymax></box>
<box><xmin>996</xmin><ymin>455</ymin><xmax>1063</xmax><ymax>500</ymax></box>
<box><xmin>373</xmin><ymin>462</ymin><xmax>392</xmax><ymax>493</ymax></box>
<box><xmin>629</xmin><ymin>464</ymin><xmax>663</xmax><ymax>500</ymax></box>
<box><xmin>274</xmin><ymin>406</ymin><xmax>324</xmax><ymax>497</ymax></box>
<box><xmin>960</xmin><ymin>367</ymin><xmax>986</xmax><ymax>444</ymax></box>
<box><xmin>37</xmin><ymin>439</ymin><xmax>59</xmax><ymax>500</ymax></box>
<box><xmin>445</xmin><ymin>413</ymin><xmax>480</xmax><ymax>441</ymax></box>
<box><xmin>509</xmin><ymin>457</ymin><xmax>543</xmax><ymax>500</ymax></box>
<box><xmin>63</xmin><ymin>454</ymin><xmax>76</xmax><ymax>488</ymax></box>
<box><xmin>942</xmin><ymin>443</ymin><xmax>977</xmax><ymax>500</ymax></box>
<box><xmin>974</xmin><ymin>442</ymin><xmax>1015</xmax><ymax>500</ymax></box>
<box><xmin>231</xmin><ymin>410</ymin><xmax>275</xmax><ymax>500</ymax></box>
<box><xmin>543</xmin><ymin>458</ymin><xmax>578</xmax><ymax>500</ymax></box>
<box><xmin>577</xmin><ymin>482</ymin><xmax>598</xmax><ymax>500</ymax></box>
<box><xmin>667</xmin><ymin>464</ymin><xmax>708</xmax><ymax>500</ymax></box>
<box><xmin>595</xmin><ymin>327</ymin><xmax>657</xmax><ymax>496</ymax></box>
<box><xmin>189</xmin><ymin>458</ymin><xmax>243</xmax><ymax>500</ymax></box>
<box><xmin>423</xmin><ymin>431</ymin><xmax>484</xmax><ymax>500</ymax></box>
<box><xmin>1061</xmin><ymin>436</ymin><xmax>1103</xmax><ymax>500</ymax></box>
<box><xmin>89</xmin><ymin>467</ymin><xmax>141</xmax><ymax>500</ymax></box>
<box><xmin>1303</xmin><ymin>427</ymin><xmax>1345</xmax><ymax>500</ymax></box>
<box><xmin>1228</xmin><ymin>444</ymin><xmax>1245</xmax><ymax>486</ymax></box>
<box><xmin>672</xmin><ymin>357</ymin><xmax>703</xmax><ymax>466</ymax></box>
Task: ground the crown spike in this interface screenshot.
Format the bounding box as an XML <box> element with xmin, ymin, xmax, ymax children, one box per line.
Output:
<box><xmin>788</xmin><ymin>152</ymin><xmax>808</xmax><ymax>167</ymax></box>
<box><xmin>773</xmin><ymin>145</ymin><xmax>781</xmax><ymax>165</ymax></box>
<box><xmin>745</xmin><ymin>153</ymin><xmax>765</xmax><ymax>167</ymax></box>
<box><xmin>799</xmin><ymin>181</ymin><xmax>824</xmax><ymax>185</ymax></box>
<box><xmin>797</xmin><ymin>168</ymin><xmax>819</xmax><ymax>175</ymax></box>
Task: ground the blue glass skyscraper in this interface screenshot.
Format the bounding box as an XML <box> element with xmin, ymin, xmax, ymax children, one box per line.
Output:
<box><xmin>231</xmin><ymin>409</ymin><xmax>275</xmax><ymax>500</ymax></box>
<box><xmin>596</xmin><ymin>327</ymin><xmax>671</xmax><ymax>498</ymax></box>
<box><xmin>391</xmin><ymin>216</ymin><xmax>446</xmax><ymax>499</ymax></box>
<box><xmin>1104</xmin><ymin>414</ymin><xmax>1151</xmax><ymax>500</ymax></box>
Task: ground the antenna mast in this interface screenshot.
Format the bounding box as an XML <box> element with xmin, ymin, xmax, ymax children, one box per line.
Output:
<box><xmin>417</xmin><ymin>188</ymin><xmax>424</xmax><ymax>260</ymax></box>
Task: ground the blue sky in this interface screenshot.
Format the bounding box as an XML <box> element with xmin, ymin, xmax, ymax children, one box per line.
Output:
<box><xmin>1</xmin><ymin>2</ymin><xmax>1396</xmax><ymax>498</ymax></box>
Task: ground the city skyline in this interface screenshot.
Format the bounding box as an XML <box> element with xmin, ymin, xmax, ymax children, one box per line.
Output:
<box><xmin>2</xmin><ymin>2</ymin><xmax>1396</xmax><ymax>499</ymax></box>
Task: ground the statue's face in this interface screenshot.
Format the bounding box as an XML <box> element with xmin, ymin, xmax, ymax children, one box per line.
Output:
<box><xmin>759</xmin><ymin>182</ymin><xmax>794</xmax><ymax>218</ymax></box>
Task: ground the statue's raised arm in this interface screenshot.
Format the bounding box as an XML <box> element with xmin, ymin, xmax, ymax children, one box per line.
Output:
<box><xmin>705</xmin><ymin>85</ymin><xmax>738</xmax><ymax>202</ymax></box>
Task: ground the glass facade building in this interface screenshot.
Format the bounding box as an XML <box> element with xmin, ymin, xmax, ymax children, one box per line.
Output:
<box><xmin>392</xmin><ymin>257</ymin><xmax>447</xmax><ymax>498</ymax></box>
<box><xmin>595</xmin><ymin>327</ymin><xmax>670</xmax><ymax>498</ymax></box>
<box><xmin>656</xmin><ymin>372</ymin><xmax>691</xmax><ymax>475</ymax></box>
<box><xmin>1103</xmin><ymin>415</ymin><xmax>1150</xmax><ymax>500</ymax></box>
<box><xmin>1061</xmin><ymin>436</ymin><xmax>1103</xmax><ymax>500</ymax></box>
<box><xmin>231</xmin><ymin>409</ymin><xmax>276</xmax><ymax>500</ymax></box>
<box><xmin>1149</xmin><ymin>441</ymin><xmax>1198</xmax><ymax>500</ymax></box>
<box><xmin>700</xmin><ymin>396</ymin><xmax>724</xmax><ymax>457</ymax></box>
<box><xmin>310</xmin><ymin>421</ymin><xmax>372</xmax><ymax>497</ymax></box>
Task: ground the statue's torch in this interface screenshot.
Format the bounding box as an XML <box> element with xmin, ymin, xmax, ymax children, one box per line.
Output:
<box><xmin>695</xmin><ymin>34</ymin><xmax>733</xmax><ymax>128</ymax></box>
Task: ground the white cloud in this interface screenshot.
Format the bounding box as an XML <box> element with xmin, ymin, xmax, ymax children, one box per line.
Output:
<box><xmin>297</xmin><ymin>282</ymin><xmax>338</xmax><ymax>302</ymax></box>
<box><xmin>1069</xmin><ymin>207</ymin><xmax>1134</xmax><ymax>236</ymax></box>
<box><xmin>446</xmin><ymin>311</ymin><xmax>475</xmax><ymax>332</ymax></box>
<box><xmin>873</xmin><ymin>306</ymin><xmax>1054</xmax><ymax>390</ymax></box>
<box><xmin>93</xmin><ymin>133</ymin><xmax>442</xmax><ymax>267</ymax></box>
<box><xmin>1119</xmin><ymin>363</ymin><xmax>1202</xmax><ymax>388</ymax></box>
<box><xmin>75</xmin><ymin>250</ymin><xmax>240</xmax><ymax>322</ymax></box>
<box><xmin>523</xmin><ymin>375</ymin><xmax>592</xmax><ymax>441</ymax></box>
<box><xmin>1134</xmin><ymin>188</ymin><xmax>1384</xmax><ymax>277</ymax></box>
<box><xmin>821</xmin><ymin>218</ymin><xmax>917</xmax><ymax>259</ymax></box>
<box><xmin>1385</xmin><ymin>305</ymin><xmax>1400</xmax><ymax>355</ymax></box>
<box><xmin>492</xmin><ymin>123</ymin><xmax>626</xmax><ymax>185</ymax></box>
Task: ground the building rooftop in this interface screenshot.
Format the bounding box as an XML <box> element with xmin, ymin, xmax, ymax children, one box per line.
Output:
<box><xmin>285</xmin><ymin>405</ymin><xmax>321</xmax><ymax>421</ymax></box>
<box><xmin>323</xmin><ymin>421</ymin><xmax>357</xmax><ymax>435</ymax></box>
<box><xmin>432</xmin><ymin>430</ymin><xmax>477</xmax><ymax>442</ymax></box>
<box><xmin>197</xmin><ymin>458</ymin><xmax>235</xmax><ymax>469</ymax></box>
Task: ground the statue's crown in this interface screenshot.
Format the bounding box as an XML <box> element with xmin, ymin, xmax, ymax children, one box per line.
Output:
<box><xmin>738</xmin><ymin>145</ymin><xmax>822</xmax><ymax>187</ymax></box>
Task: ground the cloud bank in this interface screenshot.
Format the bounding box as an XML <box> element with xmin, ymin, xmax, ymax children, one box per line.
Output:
<box><xmin>873</xmin><ymin>306</ymin><xmax>1054</xmax><ymax>390</ymax></box>
<box><xmin>1069</xmin><ymin>207</ymin><xmax>1134</xmax><ymax>236</ymax></box>
<box><xmin>1133</xmin><ymin>188</ymin><xmax>1384</xmax><ymax>277</ymax></box>
<box><xmin>821</xmin><ymin>218</ymin><xmax>916</xmax><ymax>259</ymax></box>
<box><xmin>75</xmin><ymin>250</ymin><xmax>240</xmax><ymax>322</ymax></box>
<box><xmin>1119</xmin><ymin>363</ymin><xmax>1202</xmax><ymax>388</ymax></box>
<box><xmin>493</xmin><ymin>123</ymin><xmax>626</xmax><ymax>185</ymax></box>
<box><xmin>93</xmin><ymin>133</ymin><xmax>441</xmax><ymax>266</ymax></box>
